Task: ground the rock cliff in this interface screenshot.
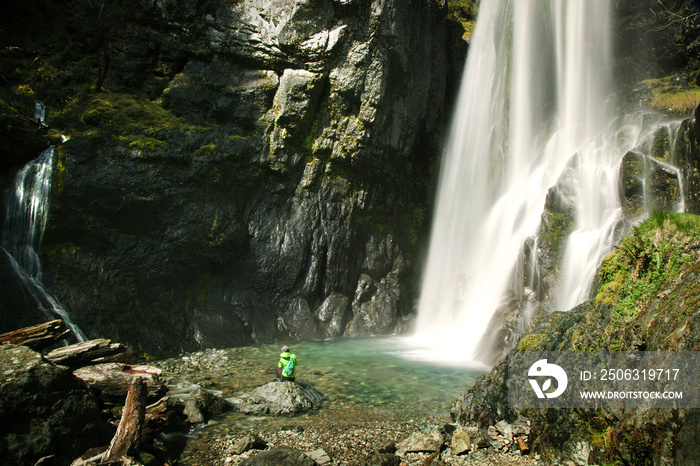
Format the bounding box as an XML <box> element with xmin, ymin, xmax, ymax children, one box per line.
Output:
<box><xmin>32</xmin><ymin>0</ymin><xmax>450</xmax><ymax>355</ymax></box>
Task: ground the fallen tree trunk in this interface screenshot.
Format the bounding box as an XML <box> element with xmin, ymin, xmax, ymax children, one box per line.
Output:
<box><xmin>0</xmin><ymin>319</ymin><xmax>70</xmax><ymax>350</ymax></box>
<box><xmin>73</xmin><ymin>363</ymin><xmax>167</xmax><ymax>405</ymax></box>
<box><xmin>102</xmin><ymin>377</ymin><xmax>147</xmax><ymax>463</ymax></box>
<box><xmin>45</xmin><ymin>338</ymin><xmax>127</xmax><ymax>367</ymax></box>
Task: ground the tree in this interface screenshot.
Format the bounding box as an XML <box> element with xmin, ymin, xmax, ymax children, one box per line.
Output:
<box><xmin>55</xmin><ymin>0</ymin><xmax>127</xmax><ymax>92</ymax></box>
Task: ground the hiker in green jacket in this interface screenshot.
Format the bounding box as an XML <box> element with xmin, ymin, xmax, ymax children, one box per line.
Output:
<box><xmin>276</xmin><ymin>345</ymin><xmax>297</xmax><ymax>382</ymax></box>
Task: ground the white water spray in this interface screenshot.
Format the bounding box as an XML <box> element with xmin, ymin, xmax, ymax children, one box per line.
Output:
<box><xmin>412</xmin><ymin>0</ymin><xmax>684</xmax><ymax>363</ymax></box>
<box><xmin>2</xmin><ymin>147</ymin><xmax>86</xmax><ymax>341</ymax></box>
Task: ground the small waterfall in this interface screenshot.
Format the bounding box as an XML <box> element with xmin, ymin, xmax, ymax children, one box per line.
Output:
<box><xmin>2</xmin><ymin>147</ymin><xmax>86</xmax><ymax>341</ymax></box>
<box><xmin>412</xmin><ymin>0</ymin><xmax>685</xmax><ymax>363</ymax></box>
<box><xmin>34</xmin><ymin>101</ymin><xmax>46</xmax><ymax>123</ymax></box>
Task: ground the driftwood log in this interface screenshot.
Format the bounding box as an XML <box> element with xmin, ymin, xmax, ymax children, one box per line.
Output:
<box><xmin>0</xmin><ymin>319</ymin><xmax>70</xmax><ymax>350</ymax></box>
<box><xmin>103</xmin><ymin>377</ymin><xmax>147</xmax><ymax>463</ymax></box>
<box><xmin>70</xmin><ymin>379</ymin><xmax>149</xmax><ymax>466</ymax></box>
<box><xmin>45</xmin><ymin>338</ymin><xmax>127</xmax><ymax>367</ymax></box>
<box><xmin>73</xmin><ymin>363</ymin><xmax>167</xmax><ymax>404</ymax></box>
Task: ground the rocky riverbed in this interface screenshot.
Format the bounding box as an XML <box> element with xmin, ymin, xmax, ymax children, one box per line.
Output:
<box><xmin>152</xmin><ymin>340</ymin><xmax>543</xmax><ymax>465</ymax></box>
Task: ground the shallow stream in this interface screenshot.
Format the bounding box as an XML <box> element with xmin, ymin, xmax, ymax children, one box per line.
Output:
<box><xmin>154</xmin><ymin>336</ymin><xmax>488</xmax><ymax>462</ymax></box>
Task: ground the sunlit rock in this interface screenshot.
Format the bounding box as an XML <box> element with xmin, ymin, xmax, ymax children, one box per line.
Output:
<box><xmin>232</xmin><ymin>380</ymin><xmax>323</xmax><ymax>415</ymax></box>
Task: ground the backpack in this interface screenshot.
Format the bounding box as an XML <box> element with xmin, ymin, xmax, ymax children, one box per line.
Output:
<box><xmin>282</xmin><ymin>354</ymin><xmax>296</xmax><ymax>377</ymax></box>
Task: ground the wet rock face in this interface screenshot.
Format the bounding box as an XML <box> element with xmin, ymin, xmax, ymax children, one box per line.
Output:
<box><xmin>619</xmin><ymin>150</ymin><xmax>683</xmax><ymax>217</ymax></box>
<box><xmin>42</xmin><ymin>0</ymin><xmax>448</xmax><ymax>355</ymax></box>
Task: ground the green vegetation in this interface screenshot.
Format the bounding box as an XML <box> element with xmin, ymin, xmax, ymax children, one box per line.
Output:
<box><xmin>596</xmin><ymin>211</ymin><xmax>700</xmax><ymax>325</ymax></box>
<box><xmin>118</xmin><ymin>135</ymin><xmax>169</xmax><ymax>151</ymax></box>
<box><xmin>58</xmin><ymin>92</ymin><xmax>209</xmax><ymax>137</ymax></box>
<box><xmin>539</xmin><ymin>210</ymin><xmax>574</xmax><ymax>260</ymax></box>
<box><xmin>194</xmin><ymin>143</ymin><xmax>218</xmax><ymax>157</ymax></box>
<box><xmin>518</xmin><ymin>333</ymin><xmax>546</xmax><ymax>351</ymax></box>
<box><xmin>447</xmin><ymin>0</ymin><xmax>478</xmax><ymax>39</ymax></box>
<box><xmin>639</xmin><ymin>75</ymin><xmax>700</xmax><ymax>116</ymax></box>
<box><xmin>208</xmin><ymin>213</ymin><xmax>226</xmax><ymax>246</ymax></box>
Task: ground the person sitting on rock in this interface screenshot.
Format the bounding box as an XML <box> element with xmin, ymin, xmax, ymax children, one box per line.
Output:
<box><xmin>275</xmin><ymin>345</ymin><xmax>297</xmax><ymax>382</ymax></box>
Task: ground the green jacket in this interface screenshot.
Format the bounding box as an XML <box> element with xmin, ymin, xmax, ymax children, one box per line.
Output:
<box><xmin>278</xmin><ymin>351</ymin><xmax>297</xmax><ymax>378</ymax></box>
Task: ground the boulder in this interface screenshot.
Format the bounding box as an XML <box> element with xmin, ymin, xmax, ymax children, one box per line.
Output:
<box><xmin>232</xmin><ymin>380</ymin><xmax>323</xmax><ymax>416</ymax></box>
<box><xmin>231</xmin><ymin>433</ymin><xmax>268</xmax><ymax>455</ymax></box>
<box><xmin>450</xmin><ymin>428</ymin><xmax>472</xmax><ymax>455</ymax></box>
<box><xmin>395</xmin><ymin>429</ymin><xmax>444</xmax><ymax>455</ymax></box>
<box><xmin>305</xmin><ymin>448</ymin><xmax>331</xmax><ymax>465</ymax></box>
<box><xmin>0</xmin><ymin>344</ymin><xmax>106</xmax><ymax>466</ymax></box>
<box><xmin>182</xmin><ymin>388</ymin><xmax>231</xmax><ymax>423</ymax></box>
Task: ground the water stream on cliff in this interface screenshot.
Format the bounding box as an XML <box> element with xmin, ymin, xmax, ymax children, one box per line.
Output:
<box><xmin>2</xmin><ymin>147</ymin><xmax>86</xmax><ymax>341</ymax></box>
<box><xmin>413</xmin><ymin>0</ymin><xmax>684</xmax><ymax>362</ymax></box>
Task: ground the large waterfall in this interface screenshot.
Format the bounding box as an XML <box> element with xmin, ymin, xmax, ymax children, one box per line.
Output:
<box><xmin>2</xmin><ymin>147</ymin><xmax>86</xmax><ymax>341</ymax></box>
<box><xmin>413</xmin><ymin>0</ymin><xmax>683</xmax><ymax>363</ymax></box>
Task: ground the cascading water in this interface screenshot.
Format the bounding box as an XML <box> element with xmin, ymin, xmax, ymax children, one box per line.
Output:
<box><xmin>2</xmin><ymin>146</ymin><xmax>86</xmax><ymax>341</ymax></box>
<box><xmin>412</xmin><ymin>0</ymin><xmax>684</xmax><ymax>364</ymax></box>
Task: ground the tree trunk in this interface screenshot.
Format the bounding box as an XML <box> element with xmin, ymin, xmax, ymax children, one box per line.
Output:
<box><xmin>44</xmin><ymin>338</ymin><xmax>126</xmax><ymax>367</ymax></box>
<box><xmin>0</xmin><ymin>319</ymin><xmax>70</xmax><ymax>350</ymax></box>
<box><xmin>102</xmin><ymin>377</ymin><xmax>147</xmax><ymax>463</ymax></box>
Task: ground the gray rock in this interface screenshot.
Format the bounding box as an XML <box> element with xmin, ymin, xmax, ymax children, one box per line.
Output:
<box><xmin>0</xmin><ymin>345</ymin><xmax>106</xmax><ymax>466</ymax></box>
<box><xmin>267</xmin><ymin>69</ymin><xmax>326</xmax><ymax>172</ymax></box>
<box><xmin>233</xmin><ymin>380</ymin><xmax>323</xmax><ymax>415</ymax></box>
<box><xmin>232</xmin><ymin>433</ymin><xmax>268</xmax><ymax>455</ymax></box>
<box><xmin>346</xmin><ymin>272</ymin><xmax>401</xmax><ymax>336</ymax></box>
<box><xmin>494</xmin><ymin>420</ymin><xmax>513</xmax><ymax>441</ymax></box>
<box><xmin>191</xmin><ymin>388</ymin><xmax>231</xmax><ymax>418</ymax></box>
<box><xmin>510</xmin><ymin>415</ymin><xmax>530</xmax><ymax>436</ymax></box>
<box><xmin>450</xmin><ymin>428</ymin><xmax>472</xmax><ymax>455</ymax></box>
<box><xmin>182</xmin><ymin>388</ymin><xmax>231</xmax><ymax>423</ymax></box>
<box><xmin>163</xmin><ymin>58</ymin><xmax>279</xmax><ymax>123</ymax></box>
<box><xmin>183</xmin><ymin>398</ymin><xmax>205</xmax><ymax>424</ymax></box>
<box><xmin>305</xmin><ymin>448</ymin><xmax>331</xmax><ymax>465</ymax></box>
<box><xmin>278</xmin><ymin>0</ymin><xmax>334</xmax><ymax>51</ymax></box>
<box><xmin>395</xmin><ymin>429</ymin><xmax>444</xmax><ymax>455</ymax></box>
<box><xmin>315</xmin><ymin>292</ymin><xmax>350</xmax><ymax>338</ymax></box>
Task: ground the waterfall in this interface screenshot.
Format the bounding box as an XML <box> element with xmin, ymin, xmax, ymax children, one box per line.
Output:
<box><xmin>412</xmin><ymin>0</ymin><xmax>684</xmax><ymax>363</ymax></box>
<box><xmin>34</xmin><ymin>100</ymin><xmax>46</xmax><ymax>123</ymax></box>
<box><xmin>2</xmin><ymin>147</ymin><xmax>86</xmax><ymax>341</ymax></box>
